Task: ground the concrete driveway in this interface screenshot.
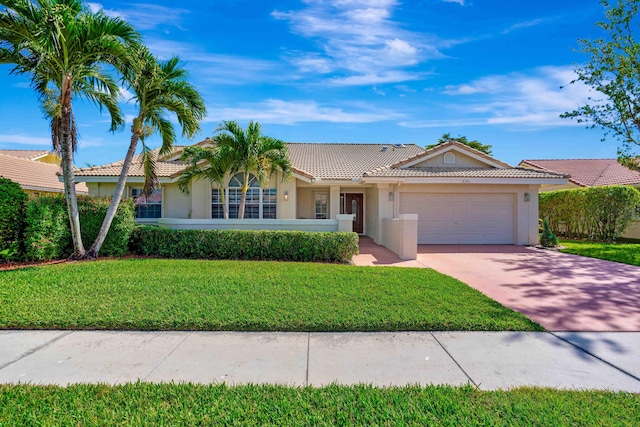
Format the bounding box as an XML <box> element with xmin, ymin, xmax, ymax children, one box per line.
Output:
<box><xmin>419</xmin><ymin>245</ymin><xmax>640</xmax><ymax>332</ymax></box>
<box><xmin>354</xmin><ymin>239</ymin><xmax>640</xmax><ymax>332</ymax></box>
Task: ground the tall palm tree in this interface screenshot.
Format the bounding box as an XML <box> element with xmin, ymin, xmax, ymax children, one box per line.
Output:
<box><xmin>0</xmin><ymin>0</ymin><xmax>139</xmax><ymax>259</ymax></box>
<box><xmin>213</xmin><ymin>121</ymin><xmax>292</xmax><ymax>219</ymax></box>
<box><xmin>87</xmin><ymin>45</ymin><xmax>206</xmax><ymax>258</ymax></box>
<box><xmin>178</xmin><ymin>144</ymin><xmax>236</xmax><ymax>219</ymax></box>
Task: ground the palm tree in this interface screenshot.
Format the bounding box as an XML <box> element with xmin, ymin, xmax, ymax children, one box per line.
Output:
<box><xmin>178</xmin><ymin>144</ymin><xmax>236</xmax><ymax>219</ymax></box>
<box><xmin>87</xmin><ymin>45</ymin><xmax>206</xmax><ymax>258</ymax></box>
<box><xmin>213</xmin><ymin>121</ymin><xmax>292</xmax><ymax>219</ymax></box>
<box><xmin>0</xmin><ymin>0</ymin><xmax>140</xmax><ymax>259</ymax></box>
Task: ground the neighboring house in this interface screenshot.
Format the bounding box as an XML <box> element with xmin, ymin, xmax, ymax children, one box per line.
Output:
<box><xmin>519</xmin><ymin>158</ymin><xmax>640</xmax><ymax>239</ymax></box>
<box><xmin>518</xmin><ymin>158</ymin><xmax>640</xmax><ymax>191</ymax></box>
<box><xmin>74</xmin><ymin>140</ymin><xmax>568</xmax><ymax>256</ymax></box>
<box><xmin>0</xmin><ymin>150</ymin><xmax>88</xmax><ymax>196</ymax></box>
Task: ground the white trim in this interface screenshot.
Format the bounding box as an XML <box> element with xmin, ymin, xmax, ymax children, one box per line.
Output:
<box><xmin>361</xmin><ymin>177</ymin><xmax>569</xmax><ymax>185</ymax></box>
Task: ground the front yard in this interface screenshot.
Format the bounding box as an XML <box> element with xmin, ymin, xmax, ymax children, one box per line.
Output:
<box><xmin>0</xmin><ymin>259</ymin><xmax>541</xmax><ymax>331</ymax></box>
<box><xmin>560</xmin><ymin>240</ymin><xmax>640</xmax><ymax>266</ymax></box>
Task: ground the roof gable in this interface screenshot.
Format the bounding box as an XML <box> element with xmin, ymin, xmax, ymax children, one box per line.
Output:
<box><xmin>391</xmin><ymin>140</ymin><xmax>511</xmax><ymax>170</ymax></box>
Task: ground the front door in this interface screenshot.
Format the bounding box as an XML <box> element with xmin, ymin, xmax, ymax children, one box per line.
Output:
<box><xmin>344</xmin><ymin>193</ymin><xmax>364</xmax><ymax>234</ymax></box>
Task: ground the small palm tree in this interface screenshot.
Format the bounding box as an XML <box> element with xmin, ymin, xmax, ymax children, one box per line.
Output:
<box><xmin>178</xmin><ymin>144</ymin><xmax>237</xmax><ymax>219</ymax></box>
<box><xmin>0</xmin><ymin>0</ymin><xmax>140</xmax><ymax>259</ymax></box>
<box><xmin>213</xmin><ymin>121</ymin><xmax>292</xmax><ymax>219</ymax></box>
<box><xmin>87</xmin><ymin>45</ymin><xmax>206</xmax><ymax>258</ymax></box>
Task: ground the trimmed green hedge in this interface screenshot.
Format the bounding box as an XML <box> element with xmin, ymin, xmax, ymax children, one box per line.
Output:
<box><xmin>24</xmin><ymin>195</ymin><xmax>136</xmax><ymax>260</ymax></box>
<box><xmin>131</xmin><ymin>227</ymin><xmax>359</xmax><ymax>263</ymax></box>
<box><xmin>539</xmin><ymin>186</ymin><xmax>640</xmax><ymax>241</ymax></box>
<box><xmin>0</xmin><ymin>177</ymin><xmax>27</xmax><ymax>260</ymax></box>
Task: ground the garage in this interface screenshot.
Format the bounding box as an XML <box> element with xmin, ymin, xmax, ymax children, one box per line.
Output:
<box><xmin>400</xmin><ymin>193</ymin><xmax>515</xmax><ymax>244</ymax></box>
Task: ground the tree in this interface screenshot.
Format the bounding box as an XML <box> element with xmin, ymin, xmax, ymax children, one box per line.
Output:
<box><xmin>87</xmin><ymin>45</ymin><xmax>206</xmax><ymax>258</ymax></box>
<box><xmin>177</xmin><ymin>144</ymin><xmax>236</xmax><ymax>219</ymax></box>
<box><xmin>0</xmin><ymin>0</ymin><xmax>139</xmax><ymax>259</ymax></box>
<box><xmin>212</xmin><ymin>121</ymin><xmax>292</xmax><ymax>219</ymax></box>
<box><xmin>561</xmin><ymin>0</ymin><xmax>640</xmax><ymax>169</ymax></box>
<box><xmin>426</xmin><ymin>133</ymin><xmax>493</xmax><ymax>155</ymax></box>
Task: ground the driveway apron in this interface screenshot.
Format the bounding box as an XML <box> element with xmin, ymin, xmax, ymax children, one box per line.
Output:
<box><xmin>418</xmin><ymin>245</ymin><xmax>640</xmax><ymax>332</ymax></box>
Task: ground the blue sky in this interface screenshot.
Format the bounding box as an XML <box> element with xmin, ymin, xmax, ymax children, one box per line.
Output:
<box><xmin>0</xmin><ymin>0</ymin><xmax>619</xmax><ymax>167</ymax></box>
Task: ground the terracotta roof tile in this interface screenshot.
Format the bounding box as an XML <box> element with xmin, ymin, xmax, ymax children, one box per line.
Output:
<box><xmin>75</xmin><ymin>147</ymin><xmax>186</xmax><ymax>177</ymax></box>
<box><xmin>286</xmin><ymin>143</ymin><xmax>425</xmax><ymax>180</ymax></box>
<box><xmin>0</xmin><ymin>149</ymin><xmax>51</xmax><ymax>160</ymax></box>
<box><xmin>0</xmin><ymin>153</ymin><xmax>88</xmax><ymax>193</ymax></box>
<box><xmin>520</xmin><ymin>159</ymin><xmax>640</xmax><ymax>186</ymax></box>
<box><xmin>364</xmin><ymin>167</ymin><xmax>568</xmax><ymax>179</ymax></box>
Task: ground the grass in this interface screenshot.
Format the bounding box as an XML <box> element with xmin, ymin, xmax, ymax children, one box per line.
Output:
<box><xmin>0</xmin><ymin>259</ymin><xmax>541</xmax><ymax>331</ymax></box>
<box><xmin>0</xmin><ymin>383</ymin><xmax>638</xmax><ymax>426</ymax></box>
<box><xmin>560</xmin><ymin>239</ymin><xmax>640</xmax><ymax>267</ymax></box>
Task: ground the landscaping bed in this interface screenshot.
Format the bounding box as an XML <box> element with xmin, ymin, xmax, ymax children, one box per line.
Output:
<box><xmin>0</xmin><ymin>383</ymin><xmax>636</xmax><ymax>426</ymax></box>
<box><xmin>560</xmin><ymin>240</ymin><xmax>640</xmax><ymax>267</ymax></box>
<box><xmin>0</xmin><ymin>259</ymin><xmax>541</xmax><ymax>331</ymax></box>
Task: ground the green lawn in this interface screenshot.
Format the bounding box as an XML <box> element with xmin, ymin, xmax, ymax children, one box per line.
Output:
<box><xmin>1</xmin><ymin>383</ymin><xmax>637</xmax><ymax>426</ymax></box>
<box><xmin>0</xmin><ymin>259</ymin><xmax>541</xmax><ymax>331</ymax></box>
<box><xmin>560</xmin><ymin>240</ymin><xmax>640</xmax><ymax>267</ymax></box>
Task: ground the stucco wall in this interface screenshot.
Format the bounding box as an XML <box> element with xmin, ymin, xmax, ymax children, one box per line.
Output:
<box><xmin>413</xmin><ymin>152</ymin><xmax>489</xmax><ymax>168</ymax></box>
<box><xmin>623</xmin><ymin>220</ymin><xmax>640</xmax><ymax>240</ymax></box>
<box><xmin>163</xmin><ymin>183</ymin><xmax>191</xmax><ymax>219</ymax></box>
<box><xmin>87</xmin><ymin>182</ymin><xmax>117</xmax><ymax>197</ymax></box>
<box><xmin>365</xmin><ymin>186</ymin><xmax>378</xmax><ymax>241</ymax></box>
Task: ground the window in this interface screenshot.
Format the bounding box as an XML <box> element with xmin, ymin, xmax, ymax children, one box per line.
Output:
<box><xmin>212</xmin><ymin>172</ymin><xmax>277</xmax><ymax>219</ymax></box>
<box><xmin>132</xmin><ymin>188</ymin><xmax>162</xmax><ymax>218</ymax></box>
<box><xmin>443</xmin><ymin>152</ymin><xmax>456</xmax><ymax>164</ymax></box>
<box><xmin>315</xmin><ymin>193</ymin><xmax>328</xmax><ymax>219</ymax></box>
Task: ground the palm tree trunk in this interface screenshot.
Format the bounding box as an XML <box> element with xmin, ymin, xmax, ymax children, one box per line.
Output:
<box><xmin>88</xmin><ymin>131</ymin><xmax>140</xmax><ymax>258</ymax></box>
<box><xmin>221</xmin><ymin>187</ymin><xmax>229</xmax><ymax>219</ymax></box>
<box><xmin>238</xmin><ymin>173</ymin><xmax>249</xmax><ymax>219</ymax></box>
<box><xmin>59</xmin><ymin>92</ymin><xmax>85</xmax><ymax>260</ymax></box>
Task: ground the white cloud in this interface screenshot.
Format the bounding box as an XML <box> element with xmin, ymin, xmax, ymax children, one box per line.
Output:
<box><xmin>442</xmin><ymin>0</ymin><xmax>466</xmax><ymax>5</ymax></box>
<box><xmin>272</xmin><ymin>0</ymin><xmax>435</xmax><ymax>86</ymax></box>
<box><xmin>205</xmin><ymin>99</ymin><xmax>403</xmax><ymax>125</ymax></box>
<box><xmin>329</xmin><ymin>71</ymin><xmax>426</xmax><ymax>86</ymax></box>
<box><xmin>0</xmin><ymin>134</ymin><xmax>51</xmax><ymax>146</ymax></box>
<box><xmin>502</xmin><ymin>18</ymin><xmax>553</xmax><ymax>34</ymax></box>
<box><xmin>402</xmin><ymin>66</ymin><xmax>593</xmax><ymax>129</ymax></box>
<box><xmin>87</xmin><ymin>3</ymin><xmax>189</xmax><ymax>30</ymax></box>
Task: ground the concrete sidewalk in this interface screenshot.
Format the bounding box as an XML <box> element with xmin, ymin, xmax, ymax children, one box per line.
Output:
<box><xmin>1</xmin><ymin>331</ymin><xmax>639</xmax><ymax>392</ymax></box>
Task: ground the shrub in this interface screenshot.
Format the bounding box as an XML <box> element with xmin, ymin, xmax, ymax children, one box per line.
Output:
<box><xmin>539</xmin><ymin>186</ymin><xmax>640</xmax><ymax>241</ymax></box>
<box><xmin>131</xmin><ymin>227</ymin><xmax>359</xmax><ymax>263</ymax></box>
<box><xmin>0</xmin><ymin>177</ymin><xmax>28</xmax><ymax>260</ymax></box>
<box><xmin>539</xmin><ymin>219</ymin><xmax>558</xmax><ymax>247</ymax></box>
<box><xmin>24</xmin><ymin>195</ymin><xmax>136</xmax><ymax>260</ymax></box>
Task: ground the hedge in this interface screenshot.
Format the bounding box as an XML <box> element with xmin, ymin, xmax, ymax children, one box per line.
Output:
<box><xmin>24</xmin><ymin>195</ymin><xmax>136</xmax><ymax>260</ymax></box>
<box><xmin>0</xmin><ymin>177</ymin><xmax>27</xmax><ymax>260</ymax></box>
<box><xmin>131</xmin><ymin>227</ymin><xmax>360</xmax><ymax>263</ymax></box>
<box><xmin>539</xmin><ymin>186</ymin><xmax>640</xmax><ymax>241</ymax></box>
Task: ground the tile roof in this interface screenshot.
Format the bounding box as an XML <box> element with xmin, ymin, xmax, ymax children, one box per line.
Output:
<box><xmin>0</xmin><ymin>149</ymin><xmax>51</xmax><ymax>160</ymax></box>
<box><xmin>0</xmin><ymin>153</ymin><xmax>88</xmax><ymax>193</ymax></box>
<box><xmin>364</xmin><ymin>166</ymin><xmax>568</xmax><ymax>179</ymax></box>
<box><xmin>520</xmin><ymin>159</ymin><xmax>640</xmax><ymax>187</ymax></box>
<box><xmin>286</xmin><ymin>143</ymin><xmax>426</xmax><ymax>180</ymax></box>
<box><xmin>75</xmin><ymin>147</ymin><xmax>186</xmax><ymax>177</ymax></box>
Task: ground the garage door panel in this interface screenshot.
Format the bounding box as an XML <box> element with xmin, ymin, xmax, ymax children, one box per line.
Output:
<box><xmin>400</xmin><ymin>192</ymin><xmax>515</xmax><ymax>244</ymax></box>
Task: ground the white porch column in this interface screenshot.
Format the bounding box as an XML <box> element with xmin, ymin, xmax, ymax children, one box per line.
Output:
<box><xmin>376</xmin><ymin>183</ymin><xmax>390</xmax><ymax>244</ymax></box>
<box><xmin>329</xmin><ymin>185</ymin><xmax>341</xmax><ymax>219</ymax></box>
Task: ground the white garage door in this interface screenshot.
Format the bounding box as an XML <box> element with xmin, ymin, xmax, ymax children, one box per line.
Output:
<box><xmin>400</xmin><ymin>193</ymin><xmax>515</xmax><ymax>244</ymax></box>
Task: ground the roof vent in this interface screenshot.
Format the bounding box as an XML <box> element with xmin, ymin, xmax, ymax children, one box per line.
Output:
<box><xmin>381</xmin><ymin>145</ymin><xmax>388</xmax><ymax>152</ymax></box>
<box><xmin>394</xmin><ymin>143</ymin><xmax>406</xmax><ymax>148</ymax></box>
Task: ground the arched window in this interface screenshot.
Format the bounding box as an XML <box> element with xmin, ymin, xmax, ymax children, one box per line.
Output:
<box><xmin>443</xmin><ymin>152</ymin><xmax>456</xmax><ymax>164</ymax></box>
<box><xmin>212</xmin><ymin>172</ymin><xmax>277</xmax><ymax>219</ymax></box>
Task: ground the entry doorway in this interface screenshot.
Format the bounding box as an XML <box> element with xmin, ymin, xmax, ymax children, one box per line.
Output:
<box><xmin>341</xmin><ymin>193</ymin><xmax>364</xmax><ymax>234</ymax></box>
